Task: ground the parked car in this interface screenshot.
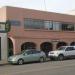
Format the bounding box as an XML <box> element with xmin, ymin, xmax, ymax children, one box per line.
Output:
<box><xmin>8</xmin><ymin>49</ymin><xmax>46</xmax><ymax>65</ymax></box>
<box><xmin>48</xmin><ymin>46</ymin><xmax>75</xmax><ymax>61</ymax></box>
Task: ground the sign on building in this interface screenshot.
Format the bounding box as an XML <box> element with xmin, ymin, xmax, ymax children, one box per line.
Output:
<box><xmin>0</xmin><ymin>20</ymin><xmax>11</xmax><ymax>32</ymax></box>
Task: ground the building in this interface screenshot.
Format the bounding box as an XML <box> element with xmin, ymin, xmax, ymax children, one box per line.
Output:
<box><xmin>0</xmin><ymin>6</ymin><xmax>75</xmax><ymax>60</ymax></box>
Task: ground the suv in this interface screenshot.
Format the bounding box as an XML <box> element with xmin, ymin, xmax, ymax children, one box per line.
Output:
<box><xmin>48</xmin><ymin>46</ymin><xmax>75</xmax><ymax>60</ymax></box>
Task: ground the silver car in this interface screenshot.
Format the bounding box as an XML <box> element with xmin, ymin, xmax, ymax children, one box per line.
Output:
<box><xmin>8</xmin><ymin>49</ymin><xmax>46</xmax><ymax>65</ymax></box>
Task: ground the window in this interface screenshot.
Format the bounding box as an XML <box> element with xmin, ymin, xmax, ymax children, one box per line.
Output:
<box><xmin>44</xmin><ymin>21</ymin><xmax>53</xmax><ymax>30</ymax></box>
<box><xmin>24</xmin><ymin>18</ymin><xmax>53</xmax><ymax>30</ymax></box>
<box><xmin>61</xmin><ymin>23</ymin><xmax>74</xmax><ymax>31</ymax></box>
<box><xmin>65</xmin><ymin>47</ymin><xmax>75</xmax><ymax>51</ymax></box>
<box><xmin>58</xmin><ymin>46</ymin><xmax>66</xmax><ymax>50</ymax></box>
<box><xmin>24</xmin><ymin>18</ymin><xmax>44</xmax><ymax>29</ymax></box>
<box><xmin>26</xmin><ymin>51</ymin><xmax>33</xmax><ymax>55</ymax></box>
<box><xmin>24</xmin><ymin>18</ymin><xmax>75</xmax><ymax>31</ymax></box>
<box><xmin>53</xmin><ymin>22</ymin><xmax>61</xmax><ymax>31</ymax></box>
<box><xmin>32</xmin><ymin>50</ymin><xmax>40</xmax><ymax>54</ymax></box>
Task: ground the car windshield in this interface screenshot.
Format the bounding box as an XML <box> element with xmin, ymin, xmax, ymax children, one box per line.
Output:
<box><xmin>58</xmin><ymin>46</ymin><xmax>66</xmax><ymax>50</ymax></box>
<box><xmin>21</xmin><ymin>50</ymin><xmax>32</xmax><ymax>54</ymax></box>
<box><xmin>21</xmin><ymin>50</ymin><xmax>26</xmax><ymax>54</ymax></box>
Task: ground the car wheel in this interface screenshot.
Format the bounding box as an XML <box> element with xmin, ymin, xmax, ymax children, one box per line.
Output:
<box><xmin>39</xmin><ymin>57</ymin><xmax>45</xmax><ymax>62</ymax></box>
<box><xmin>58</xmin><ymin>55</ymin><xmax>64</xmax><ymax>61</ymax></box>
<box><xmin>18</xmin><ymin>59</ymin><xmax>24</xmax><ymax>65</ymax></box>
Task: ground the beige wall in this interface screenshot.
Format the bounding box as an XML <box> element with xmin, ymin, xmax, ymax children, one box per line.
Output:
<box><xmin>0</xmin><ymin>6</ymin><xmax>6</xmax><ymax>22</ymax></box>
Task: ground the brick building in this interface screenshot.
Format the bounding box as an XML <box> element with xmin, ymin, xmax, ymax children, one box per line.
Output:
<box><xmin>0</xmin><ymin>6</ymin><xmax>75</xmax><ymax>60</ymax></box>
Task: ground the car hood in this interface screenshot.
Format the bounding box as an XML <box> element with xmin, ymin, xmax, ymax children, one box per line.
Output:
<box><xmin>9</xmin><ymin>54</ymin><xmax>22</xmax><ymax>59</ymax></box>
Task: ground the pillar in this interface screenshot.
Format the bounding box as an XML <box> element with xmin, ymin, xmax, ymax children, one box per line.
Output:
<box><xmin>1</xmin><ymin>33</ymin><xmax>8</xmax><ymax>61</ymax></box>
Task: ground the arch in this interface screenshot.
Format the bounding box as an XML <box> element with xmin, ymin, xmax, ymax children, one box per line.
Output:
<box><xmin>70</xmin><ymin>42</ymin><xmax>75</xmax><ymax>46</ymax></box>
<box><xmin>40</xmin><ymin>42</ymin><xmax>53</xmax><ymax>56</ymax></box>
<box><xmin>21</xmin><ymin>42</ymin><xmax>36</xmax><ymax>51</ymax></box>
<box><xmin>56</xmin><ymin>42</ymin><xmax>67</xmax><ymax>49</ymax></box>
<box><xmin>8</xmin><ymin>38</ymin><xmax>14</xmax><ymax>57</ymax></box>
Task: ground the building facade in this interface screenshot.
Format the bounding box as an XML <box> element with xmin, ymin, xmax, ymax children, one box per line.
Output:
<box><xmin>1</xmin><ymin>6</ymin><xmax>75</xmax><ymax>59</ymax></box>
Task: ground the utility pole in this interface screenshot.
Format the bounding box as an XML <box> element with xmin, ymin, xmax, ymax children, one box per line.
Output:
<box><xmin>44</xmin><ymin>0</ymin><xmax>47</xmax><ymax>11</ymax></box>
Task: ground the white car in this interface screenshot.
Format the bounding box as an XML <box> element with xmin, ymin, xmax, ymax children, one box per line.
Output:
<box><xmin>48</xmin><ymin>46</ymin><xmax>75</xmax><ymax>60</ymax></box>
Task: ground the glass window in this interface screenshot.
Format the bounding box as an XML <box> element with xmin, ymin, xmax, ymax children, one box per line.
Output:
<box><xmin>24</xmin><ymin>18</ymin><xmax>44</xmax><ymax>29</ymax></box>
<box><xmin>61</xmin><ymin>23</ymin><xmax>74</xmax><ymax>31</ymax></box>
<box><xmin>32</xmin><ymin>50</ymin><xmax>40</xmax><ymax>54</ymax></box>
<box><xmin>44</xmin><ymin>21</ymin><xmax>53</xmax><ymax>30</ymax></box>
<box><xmin>65</xmin><ymin>47</ymin><xmax>75</xmax><ymax>51</ymax></box>
<box><xmin>26</xmin><ymin>50</ymin><xmax>33</xmax><ymax>55</ymax></box>
<box><xmin>58</xmin><ymin>46</ymin><xmax>66</xmax><ymax>50</ymax></box>
<box><xmin>53</xmin><ymin>22</ymin><xmax>61</xmax><ymax>31</ymax></box>
<box><xmin>24</xmin><ymin>18</ymin><xmax>53</xmax><ymax>30</ymax></box>
<box><xmin>24</xmin><ymin>18</ymin><xmax>75</xmax><ymax>31</ymax></box>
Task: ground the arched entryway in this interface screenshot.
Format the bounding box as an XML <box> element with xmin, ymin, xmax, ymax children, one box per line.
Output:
<box><xmin>8</xmin><ymin>38</ymin><xmax>13</xmax><ymax>57</ymax></box>
<box><xmin>40</xmin><ymin>42</ymin><xmax>53</xmax><ymax>57</ymax></box>
<box><xmin>70</xmin><ymin>42</ymin><xmax>75</xmax><ymax>46</ymax></box>
<box><xmin>56</xmin><ymin>42</ymin><xmax>67</xmax><ymax>49</ymax></box>
<box><xmin>21</xmin><ymin>42</ymin><xmax>36</xmax><ymax>51</ymax></box>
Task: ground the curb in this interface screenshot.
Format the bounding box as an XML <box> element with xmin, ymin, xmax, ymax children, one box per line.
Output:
<box><xmin>0</xmin><ymin>61</ymin><xmax>9</xmax><ymax>66</ymax></box>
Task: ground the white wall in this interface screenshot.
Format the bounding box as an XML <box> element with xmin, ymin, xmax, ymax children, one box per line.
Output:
<box><xmin>0</xmin><ymin>33</ymin><xmax>7</xmax><ymax>61</ymax></box>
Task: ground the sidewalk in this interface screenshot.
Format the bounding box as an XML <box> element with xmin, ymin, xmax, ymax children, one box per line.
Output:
<box><xmin>0</xmin><ymin>60</ymin><xmax>8</xmax><ymax>65</ymax></box>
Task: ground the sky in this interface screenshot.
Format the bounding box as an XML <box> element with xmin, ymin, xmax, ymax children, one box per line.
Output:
<box><xmin>0</xmin><ymin>0</ymin><xmax>75</xmax><ymax>13</ymax></box>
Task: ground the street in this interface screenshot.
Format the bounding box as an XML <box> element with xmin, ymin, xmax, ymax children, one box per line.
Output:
<box><xmin>0</xmin><ymin>59</ymin><xmax>75</xmax><ymax>75</ymax></box>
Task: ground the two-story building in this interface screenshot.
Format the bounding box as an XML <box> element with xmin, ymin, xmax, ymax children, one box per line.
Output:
<box><xmin>1</xmin><ymin>6</ymin><xmax>75</xmax><ymax>60</ymax></box>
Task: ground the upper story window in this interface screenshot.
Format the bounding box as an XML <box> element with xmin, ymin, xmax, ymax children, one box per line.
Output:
<box><xmin>24</xmin><ymin>18</ymin><xmax>53</xmax><ymax>30</ymax></box>
<box><xmin>24</xmin><ymin>18</ymin><xmax>75</xmax><ymax>31</ymax></box>
<box><xmin>61</xmin><ymin>23</ymin><xmax>74</xmax><ymax>31</ymax></box>
<box><xmin>44</xmin><ymin>21</ymin><xmax>53</xmax><ymax>30</ymax></box>
<box><xmin>24</xmin><ymin>18</ymin><xmax>44</xmax><ymax>29</ymax></box>
<box><xmin>53</xmin><ymin>22</ymin><xmax>61</xmax><ymax>31</ymax></box>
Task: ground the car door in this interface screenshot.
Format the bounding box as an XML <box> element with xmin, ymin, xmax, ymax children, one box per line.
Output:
<box><xmin>31</xmin><ymin>50</ymin><xmax>40</xmax><ymax>61</ymax></box>
<box><xmin>69</xmin><ymin>47</ymin><xmax>75</xmax><ymax>56</ymax></box>
<box><xmin>23</xmin><ymin>50</ymin><xmax>34</xmax><ymax>62</ymax></box>
<box><xmin>64</xmin><ymin>47</ymin><xmax>75</xmax><ymax>57</ymax></box>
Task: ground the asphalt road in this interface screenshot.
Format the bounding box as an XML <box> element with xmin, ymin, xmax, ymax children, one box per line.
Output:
<box><xmin>0</xmin><ymin>59</ymin><xmax>75</xmax><ymax>75</ymax></box>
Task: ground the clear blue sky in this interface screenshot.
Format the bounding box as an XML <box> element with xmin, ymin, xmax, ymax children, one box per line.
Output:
<box><xmin>0</xmin><ymin>0</ymin><xmax>75</xmax><ymax>13</ymax></box>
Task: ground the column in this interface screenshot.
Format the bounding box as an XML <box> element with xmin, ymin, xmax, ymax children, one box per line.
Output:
<box><xmin>1</xmin><ymin>33</ymin><xmax>8</xmax><ymax>61</ymax></box>
<box><xmin>13</xmin><ymin>39</ymin><xmax>21</xmax><ymax>55</ymax></box>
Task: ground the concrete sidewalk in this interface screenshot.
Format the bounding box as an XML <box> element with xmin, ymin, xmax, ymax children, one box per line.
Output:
<box><xmin>0</xmin><ymin>60</ymin><xmax>8</xmax><ymax>65</ymax></box>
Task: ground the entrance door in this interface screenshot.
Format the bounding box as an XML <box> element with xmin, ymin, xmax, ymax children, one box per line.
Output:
<box><xmin>0</xmin><ymin>37</ymin><xmax>1</xmax><ymax>60</ymax></box>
